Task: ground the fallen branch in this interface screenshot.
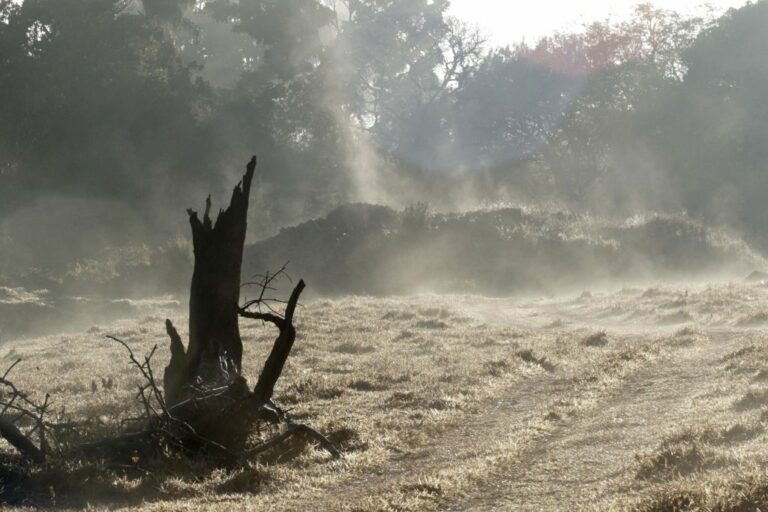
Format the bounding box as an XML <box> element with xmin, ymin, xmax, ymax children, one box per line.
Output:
<box><xmin>0</xmin><ymin>359</ymin><xmax>58</xmax><ymax>462</ymax></box>
<box><xmin>242</xmin><ymin>423</ymin><xmax>341</xmax><ymax>459</ymax></box>
<box><xmin>0</xmin><ymin>416</ymin><xmax>44</xmax><ymax>463</ymax></box>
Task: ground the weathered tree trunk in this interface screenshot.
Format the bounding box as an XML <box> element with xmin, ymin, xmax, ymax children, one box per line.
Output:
<box><xmin>187</xmin><ymin>156</ymin><xmax>255</xmax><ymax>378</ymax></box>
<box><xmin>164</xmin><ymin>156</ymin><xmax>256</xmax><ymax>406</ymax></box>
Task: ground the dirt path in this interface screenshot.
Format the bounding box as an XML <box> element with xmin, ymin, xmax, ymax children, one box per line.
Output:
<box><xmin>287</xmin><ymin>364</ymin><xmax>575</xmax><ymax>511</ymax></box>
<box><xmin>284</xmin><ymin>299</ymin><xmax>715</xmax><ymax>511</ymax></box>
<box><xmin>275</xmin><ymin>289</ymin><xmax>749</xmax><ymax>512</ymax></box>
<box><xmin>452</xmin><ymin>330</ymin><xmax>740</xmax><ymax>511</ymax></box>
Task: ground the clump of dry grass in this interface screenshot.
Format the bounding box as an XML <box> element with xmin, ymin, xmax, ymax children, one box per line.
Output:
<box><xmin>334</xmin><ymin>342</ymin><xmax>377</xmax><ymax>355</ymax></box>
<box><xmin>279</xmin><ymin>376</ymin><xmax>347</xmax><ymax>403</ymax></box>
<box><xmin>629</xmin><ymin>488</ymin><xmax>711</xmax><ymax>512</ymax></box>
<box><xmin>656</xmin><ymin>310</ymin><xmax>693</xmax><ymax>325</ymax></box>
<box><xmin>736</xmin><ymin>311</ymin><xmax>768</xmax><ymax>327</ymax></box>
<box><xmin>733</xmin><ymin>388</ymin><xmax>768</xmax><ymax>410</ymax></box>
<box><xmin>582</xmin><ymin>331</ymin><xmax>609</xmax><ymax>347</ymax></box>
<box><xmin>635</xmin><ymin>442</ymin><xmax>712</xmax><ymax>481</ymax></box>
<box><xmin>384</xmin><ymin>391</ymin><xmax>462</xmax><ymax>412</ymax></box>
<box><xmin>630</xmin><ymin>417</ymin><xmax>766</xmax><ymax>508</ymax></box>
<box><xmin>641</xmin><ymin>287</ymin><xmax>665</xmax><ymax>298</ymax></box>
<box><xmin>418</xmin><ymin>307</ymin><xmax>451</xmax><ymax>319</ymax></box>
<box><xmin>722</xmin><ymin>345</ymin><xmax>757</xmax><ymax>363</ymax></box>
<box><xmin>381</xmin><ymin>311</ymin><xmax>416</xmax><ymax>321</ymax></box>
<box><xmin>658</xmin><ymin>421</ymin><xmax>764</xmax><ymax>453</ymax></box>
<box><xmin>414</xmin><ymin>319</ymin><xmax>449</xmax><ymax>330</ymax></box>
<box><xmin>669</xmin><ymin>327</ymin><xmax>709</xmax><ymax>347</ymax></box>
<box><xmin>483</xmin><ymin>359</ymin><xmax>514</xmax><ymax>377</ymax></box>
<box><xmin>699</xmin><ymin>423</ymin><xmax>762</xmax><ymax>445</ymax></box>
<box><xmin>517</xmin><ymin>349</ymin><xmax>556</xmax><ymax>372</ymax></box>
<box><xmin>720</xmin><ymin>344</ymin><xmax>768</xmax><ymax>374</ymax></box>
<box><xmin>632</xmin><ymin>470</ymin><xmax>768</xmax><ymax>512</ymax></box>
<box><xmin>631</xmin><ymin>487</ymin><xmax>707</xmax><ymax>512</ymax></box>
<box><xmin>216</xmin><ymin>465</ymin><xmax>273</xmax><ymax>495</ymax></box>
<box><xmin>347</xmin><ymin>379</ymin><xmax>389</xmax><ymax>392</ymax></box>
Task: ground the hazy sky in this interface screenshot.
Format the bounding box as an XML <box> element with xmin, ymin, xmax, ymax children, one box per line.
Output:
<box><xmin>448</xmin><ymin>0</ymin><xmax>750</xmax><ymax>47</ymax></box>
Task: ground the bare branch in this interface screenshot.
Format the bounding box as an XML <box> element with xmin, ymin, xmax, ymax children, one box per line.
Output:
<box><xmin>0</xmin><ymin>416</ymin><xmax>44</xmax><ymax>462</ymax></box>
<box><xmin>2</xmin><ymin>358</ymin><xmax>21</xmax><ymax>380</ymax></box>
<box><xmin>107</xmin><ymin>336</ymin><xmax>169</xmax><ymax>418</ymax></box>
<box><xmin>252</xmin><ymin>280</ymin><xmax>306</xmax><ymax>403</ymax></box>
<box><xmin>241</xmin><ymin>422</ymin><xmax>340</xmax><ymax>459</ymax></box>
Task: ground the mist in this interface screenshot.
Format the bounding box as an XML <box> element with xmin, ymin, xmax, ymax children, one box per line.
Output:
<box><xmin>7</xmin><ymin>2</ymin><xmax>768</xmax><ymax>509</ymax></box>
<box><xmin>2</xmin><ymin>0</ymin><xmax>768</xmax><ymax>338</ymax></box>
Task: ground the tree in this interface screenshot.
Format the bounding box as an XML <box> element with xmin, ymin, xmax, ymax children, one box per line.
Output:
<box><xmin>522</xmin><ymin>4</ymin><xmax>709</xmax><ymax>211</ymax></box>
<box><xmin>662</xmin><ymin>1</ymin><xmax>768</xmax><ymax>247</ymax></box>
<box><xmin>323</xmin><ymin>0</ymin><xmax>484</xmax><ymax>171</ymax></box>
<box><xmin>450</xmin><ymin>47</ymin><xmax>581</xmax><ymax>171</ymax></box>
<box><xmin>0</xmin><ymin>0</ymin><xmax>215</xmax><ymax>209</ymax></box>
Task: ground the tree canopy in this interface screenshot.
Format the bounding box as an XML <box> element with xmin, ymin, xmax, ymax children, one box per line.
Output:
<box><xmin>2</xmin><ymin>0</ymin><xmax>768</xmax><ymax>273</ymax></box>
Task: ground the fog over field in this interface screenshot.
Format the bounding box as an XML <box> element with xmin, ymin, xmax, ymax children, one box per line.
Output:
<box><xmin>2</xmin><ymin>0</ymin><xmax>768</xmax><ymax>510</ymax></box>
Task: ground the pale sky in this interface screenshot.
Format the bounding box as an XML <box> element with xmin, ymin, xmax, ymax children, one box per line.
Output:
<box><xmin>448</xmin><ymin>0</ymin><xmax>751</xmax><ymax>47</ymax></box>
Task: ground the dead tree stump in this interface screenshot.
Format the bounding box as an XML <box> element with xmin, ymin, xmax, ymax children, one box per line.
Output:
<box><xmin>156</xmin><ymin>156</ymin><xmax>336</xmax><ymax>458</ymax></box>
<box><xmin>164</xmin><ymin>157</ymin><xmax>255</xmax><ymax>406</ymax></box>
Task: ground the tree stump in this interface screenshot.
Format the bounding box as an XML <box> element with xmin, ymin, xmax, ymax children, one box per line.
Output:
<box><xmin>157</xmin><ymin>157</ymin><xmax>335</xmax><ymax>459</ymax></box>
<box><xmin>164</xmin><ymin>157</ymin><xmax>256</xmax><ymax>406</ymax></box>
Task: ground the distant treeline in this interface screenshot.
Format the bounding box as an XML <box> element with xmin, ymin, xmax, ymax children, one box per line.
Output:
<box><xmin>5</xmin><ymin>204</ymin><xmax>760</xmax><ymax>299</ymax></box>
<box><xmin>1</xmin><ymin>1</ymin><xmax>768</xmax><ymax>272</ymax></box>
<box><xmin>244</xmin><ymin>204</ymin><xmax>761</xmax><ymax>296</ymax></box>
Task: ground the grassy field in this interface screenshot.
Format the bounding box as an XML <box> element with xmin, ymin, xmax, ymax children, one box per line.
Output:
<box><xmin>4</xmin><ymin>280</ymin><xmax>768</xmax><ymax>510</ymax></box>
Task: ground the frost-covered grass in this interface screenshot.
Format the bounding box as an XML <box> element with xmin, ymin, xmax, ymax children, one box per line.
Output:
<box><xmin>4</xmin><ymin>281</ymin><xmax>768</xmax><ymax>510</ymax></box>
<box><xmin>0</xmin><ymin>294</ymin><xmax>594</xmax><ymax>509</ymax></box>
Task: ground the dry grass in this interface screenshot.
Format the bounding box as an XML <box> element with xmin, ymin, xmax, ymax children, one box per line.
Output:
<box><xmin>630</xmin><ymin>470</ymin><xmax>768</xmax><ymax>512</ymax></box>
<box><xmin>619</xmin><ymin>320</ymin><xmax>768</xmax><ymax>512</ymax></box>
<box><xmin>0</xmin><ymin>295</ymin><xmax>586</xmax><ymax>509</ymax></box>
<box><xmin>5</xmin><ymin>281</ymin><xmax>768</xmax><ymax>510</ymax></box>
<box><xmin>635</xmin><ymin>442</ymin><xmax>714</xmax><ymax>481</ymax></box>
<box><xmin>582</xmin><ymin>330</ymin><xmax>609</xmax><ymax>347</ymax></box>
